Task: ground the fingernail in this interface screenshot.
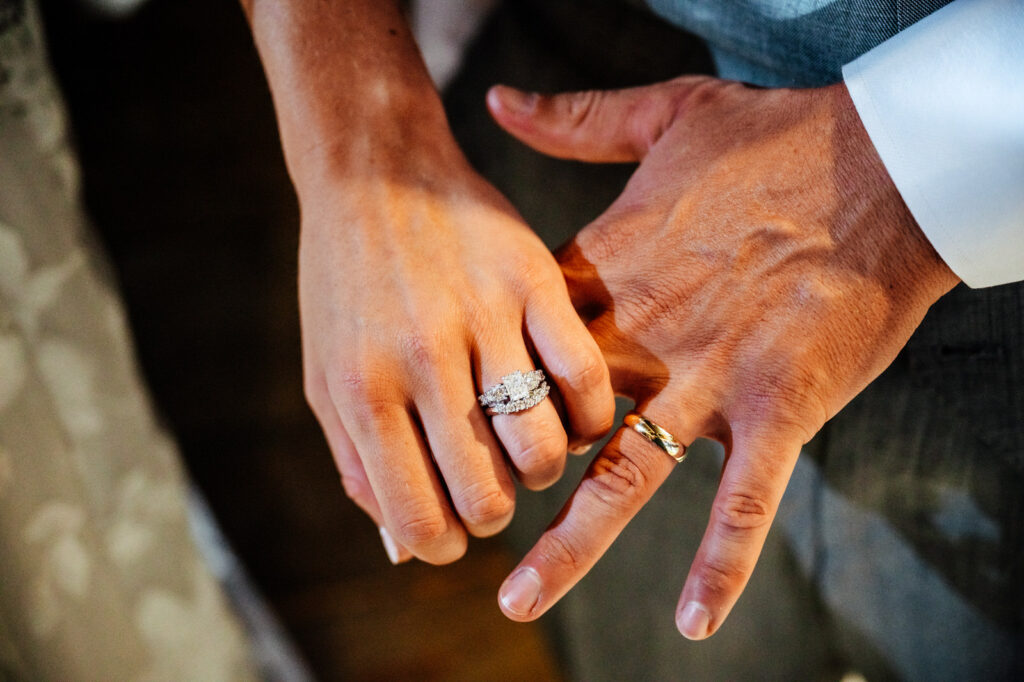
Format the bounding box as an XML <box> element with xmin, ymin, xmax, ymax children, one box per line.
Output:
<box><xmin>499</xmin><ymin>567</ymin><xmax>542</xmax><ymax>617</ymax></box>
<box><xmin>568</xmin><ymin>442</ymin><xmax>596</xmax><ymax>456</ymax></box>
<box><xmin>379</xmin><ymin>526</ymin><xmax>402</xmax><ymax>565</ymax></box>
<box><xmin>677</xmin><ymin>601</ymin><xmax>711</xmax><ymax>640</ymax></box>
<box><xmin>489</xmin><ymin>85</ymin><xmax>536</xmax><ymax>115</ymax></box>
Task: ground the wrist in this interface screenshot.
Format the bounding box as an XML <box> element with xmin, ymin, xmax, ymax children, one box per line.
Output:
<box><xmin>249</xmin><ymin>0</ymin><xmax>457</xmax><ymax>196</ymax></box>
<box><xmin>829</xmin><ymin>82</ymin><xmax>959</xmax><ymax>303</ymax></box>
<box><xmin>285</xmin><ymin>88</ymin><xmax>457</xmax><ymax>190</ymax></box>
<box><xmin>288</xmin><ymin>110</ymin><xmax>473</xmax><ymax>222</ymax></box>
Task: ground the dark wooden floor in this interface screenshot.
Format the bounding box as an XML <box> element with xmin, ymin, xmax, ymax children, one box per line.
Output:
<box><xmin>39</xmin><ymin>1</ymin><xmax>709</xmax><ymax>679</ymax></box>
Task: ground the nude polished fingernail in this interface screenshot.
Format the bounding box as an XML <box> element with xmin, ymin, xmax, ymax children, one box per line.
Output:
<box><xmin>677</xmin><ymin>601</ymin><xmax>711</xmax><ymax>640</ymax></box>
<box><xmin>379</xmin><ymin>526</ymin><xmax>402</xmax><ymax>565</ymax></box>
<box><xmin>499</xmin><ymin>567</ymin><xmax>542</xmax><ymax>617</ymax></box>
<box><xmin>489</xmin><ymin>85</ymin><xmax>537</xmax><ymax>115</ymax></box>
<box><xmin>568</xmin><ymin>442</ymin><xmax>596</xmax><ymax>456</ymax></box>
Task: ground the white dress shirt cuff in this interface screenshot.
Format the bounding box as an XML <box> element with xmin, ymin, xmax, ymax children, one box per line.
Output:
<box><xmin>842</xmin><ymin>0</ymin><xmax>1024</xmax><ymax>288</ymax></box>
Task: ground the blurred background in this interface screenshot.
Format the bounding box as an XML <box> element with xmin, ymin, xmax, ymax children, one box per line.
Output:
<box><xmin>36</xmin><ymin>0</ymin><xmax>710</xmax><ymax>678</ymax></box>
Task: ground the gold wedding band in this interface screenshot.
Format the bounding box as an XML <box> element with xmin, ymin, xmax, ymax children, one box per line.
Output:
<box><xmin>623</xmin><ymin>413</ymin><xmax>687</xmax><ymax>463</ymax></box>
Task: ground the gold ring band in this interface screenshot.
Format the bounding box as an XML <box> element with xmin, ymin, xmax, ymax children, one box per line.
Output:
<box><xmin>623</xmin><ymin>413</ymin><xmax>687</xmax><ymax>463</ymax></box>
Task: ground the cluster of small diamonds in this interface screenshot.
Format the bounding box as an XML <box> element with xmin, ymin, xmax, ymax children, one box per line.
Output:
<box><xmin>478</xmin><ymin>370</ymin><xmax>550</xmax><ymax>415</ymax></box>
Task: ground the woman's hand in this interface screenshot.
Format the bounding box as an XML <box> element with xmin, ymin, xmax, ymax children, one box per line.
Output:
<box><xmin>245</xmin><ymin>0</ymin><xmax>614</xmax><ymax>564</ymax></box>
<box><xmin>486</xmin><ymin>77</ymin><xmax>958</xmax><ymax>635</ymax></box>
<box><xmin>299</xmin><ymin>143</ymin><xmax>614</xmax><ymax>564</ymax></box>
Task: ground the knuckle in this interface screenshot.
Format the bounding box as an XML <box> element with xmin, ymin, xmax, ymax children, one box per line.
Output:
<box><xmin>713</xmin><ymin>489</ymin><xmax>773</xmax><ymax>534</ymax></box>
<box><xmin>576</xmin><ymin>218</ymin><xmax>625</xmax><ymax>265</ymax></box>
<box><xmin>514</xmin><ymin>430</ymin><xmax>568</xmax><ymax>478</ymax></box>
<box><xmin>330</xmin><ymin>365</ymin><xmax>383</xmax><ymax>400</ymax></box>
<box><xmin>580</xmin><ymin>447</ymin><xmax>651</xmax><ymax>513</ymax></box>
<box><xmin>567</xmin><ymin>89</ymin><xmax>601</xmax><ymax>130</ymax></box>
<box><xmin>510</xmin><ymin>252</ymin><xmax>558</xmax><ymax>301</ymax></box>
<box><xmin>457</xmin><ymin>482</ymin><xmax>514</xmax><ymax>530</ymax></box>
<box><xmin>538</xmin><ymin>531</ymin><xmax>583</xmax><ymax>573</ymax></box>
<box><xmin>339</xmin><ymin>473</ymin><xmax>373</xmax><ymax>509</ymax></box>
<box><xmin>327</xmin><ymin>365</ymin><xmax>398</xmax><ymax>423</ymax></box>
<box><xmin>697</xmin><ymin>555</ymin><xmax>748</xmax><ymax>599</ymax></box>
<box><xmin>394</xmin><ymin>507</ymin><xmax>452</xmax><ymax>547</ymax></box>
<box><xmin>348</xmin><ymin>390</ymin><xmax>397</xmax><ymax>424</ymax></box>
<box><xmin>679</xmin><ymin>77</ymin><xmax>724</xmax><ymax>112</ymax></box>
<box><xmin>398</xmin><ymin>331</ymin><xmax>446</xmax><ymax>376</ymax></box>
<box><xmin>565</xmin><ymin>352</ymin><xmax>608</xmax><ymax>394</ymax></box>
<box><xmin>742</xmin><ymin>368</ymin><xmax>826</xmax><ymax>444</ymax></box>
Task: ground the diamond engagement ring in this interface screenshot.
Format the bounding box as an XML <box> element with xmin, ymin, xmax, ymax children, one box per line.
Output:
<box><xmin>478</xmin><ymin>369</ymin><xmax>550</xmax><ymax>416</ymax></box>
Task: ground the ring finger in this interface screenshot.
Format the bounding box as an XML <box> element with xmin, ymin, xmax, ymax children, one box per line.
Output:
<box><xmin>476</xmin><ymin>331</ymin><xmax>569</xmax><ymax>490</ymax></box>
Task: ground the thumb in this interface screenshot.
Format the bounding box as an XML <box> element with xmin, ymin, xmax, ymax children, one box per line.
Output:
<box><xmin>486</xmin><ymin>79</ymin><xmax>694</xmax><ymax>163</ymax></box>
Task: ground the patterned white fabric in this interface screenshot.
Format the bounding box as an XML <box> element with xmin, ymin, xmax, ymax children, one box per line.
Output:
<box><xmin>0</xmin><ymin>2</ymin><xmax>258</xmax><ymax>678</ymax></box>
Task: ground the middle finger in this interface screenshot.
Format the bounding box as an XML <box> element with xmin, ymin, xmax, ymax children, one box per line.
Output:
<box><xmin>413</xmin><ymin>348</ymin><xmax>518</xmax><ymax>538</ymax></box>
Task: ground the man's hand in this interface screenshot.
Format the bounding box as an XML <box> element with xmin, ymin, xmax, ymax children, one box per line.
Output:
<box><xmin>245</xmin><ymin>0</ymin><xmax>615</xmax><ymax>565</ymax></box>
<box><xmin>487</xmin><ymin>77</ymin><xmax>959</xmax><ymax>637</ymax></box>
